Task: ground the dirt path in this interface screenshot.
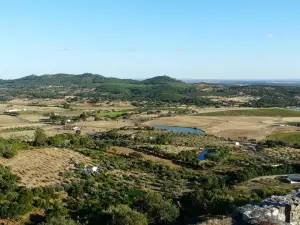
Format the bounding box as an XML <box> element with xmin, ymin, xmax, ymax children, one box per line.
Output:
<box><xmin>249</xmin><ymin>174</ymin><xmax>287</xmax><ymax>181</ymax></box>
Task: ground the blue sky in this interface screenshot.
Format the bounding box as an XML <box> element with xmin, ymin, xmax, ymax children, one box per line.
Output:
<box><xmin>0</xmin><ymin>0</ymin><xmax>299</xmax><ymax>79</ymax></box>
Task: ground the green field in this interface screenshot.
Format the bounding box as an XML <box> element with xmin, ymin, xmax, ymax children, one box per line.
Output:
<box><xmin>266</xmin><ymin>132</ymin><xmax>300</xmax><ymax>144</ymax></box>
<box><xmin>197</xmin><ymin>109</ymin><xmax>300</xmax><ymax>117</ymax></box>
<box><xmin>96</xmin><ymin>111</ymin><xmax>127</xmax><ymax>118</ymax></box>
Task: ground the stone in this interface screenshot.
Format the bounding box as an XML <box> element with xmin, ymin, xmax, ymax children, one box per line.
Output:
<box><xmin>233</xmin><ymin>190</ymin><xmax>300</xmax><ymax>224</ymax></box>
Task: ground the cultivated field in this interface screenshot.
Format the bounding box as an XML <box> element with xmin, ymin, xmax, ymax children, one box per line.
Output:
<box><xmin>77</xmin><ymin>120</ymin><xmax>135</xmax><ymax>131</ymax></box>
<box><xmin>0</xmin><ymin>148</ymin><xmax>90</xmax><ymax>187</ymax></box>
<box><xmin>145</xmin><ymin>115</ymin><xmax>300</xmax><ymax>140</ymax></box>
<box><xmin>197</xmin><ymin>108</ymin><xmax>300</xmax><ymax>117</ymax></box>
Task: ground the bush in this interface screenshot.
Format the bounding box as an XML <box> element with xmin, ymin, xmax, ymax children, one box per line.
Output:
<box><xmin>105</xmin><ymin>204</ymin><xmax>148</xmax><ymax>225</ymax></box>
<box><xmin>135</xmin><ymin>192</ymin><xmax>179</xmax><ymax>224</ymax></box>
<box><xmin>44</xmin><ymin>216</ymin><xmax>80</xmax><ymax>225</ymax></box>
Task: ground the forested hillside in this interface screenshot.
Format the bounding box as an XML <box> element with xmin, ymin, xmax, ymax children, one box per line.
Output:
<box><xmin>0</xmin><ymin>73</ymin><xmax>300</xmax><ymax>107</ymax></box>
<box><xmin>0</xmin><ymin>74</ymin><xmax>215</xmax><ymax>106</ymax></box>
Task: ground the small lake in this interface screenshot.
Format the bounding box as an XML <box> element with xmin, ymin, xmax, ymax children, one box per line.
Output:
<box><xmin>197</xmin><ymin>150</ymin><xmax>216</xmax><ymax>160</ymax></box>
<box><xmin>152</xmin><ymin>125</ymin><xmax>205</xmax><ymax>134</ymax></box>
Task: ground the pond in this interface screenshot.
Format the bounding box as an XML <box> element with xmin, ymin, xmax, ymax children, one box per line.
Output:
<box><xmin>197</xmin><ymin>150</ymin><xmax>216</xmax><ymax>160</ymax></box>
<box><xmin>152</xmin><ymin>125</ymin><xmax>205</xmax><ymax>134</ymax></box>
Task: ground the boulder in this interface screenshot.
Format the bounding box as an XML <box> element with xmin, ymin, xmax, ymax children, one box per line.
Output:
<box><xmin>233</xmin><ymin>190</ymin><xmax>300</xmax><ymax>225</ymax></box>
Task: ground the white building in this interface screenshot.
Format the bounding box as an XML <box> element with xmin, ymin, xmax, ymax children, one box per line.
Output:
<box><xmin>84</xmin><ymin>166</ymin><xmax>98</xmax><ymax>173</ymax></box>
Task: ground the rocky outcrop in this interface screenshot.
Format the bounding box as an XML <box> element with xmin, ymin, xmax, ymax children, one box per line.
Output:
<box><xmin>233</xmin><ymin>190</ymin><xmax>300</xmax><ymax>225</ymax></box>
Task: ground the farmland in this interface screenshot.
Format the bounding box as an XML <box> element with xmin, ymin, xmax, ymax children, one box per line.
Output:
<box><xmin>146</xmin><ymin>115</ymin><xmax>300</xmax><ymax>140</ymax></box>
<box><xmin>0</xmin><ymin>75</ymin><xmax>300</xmax><ymax>224</ymax></box>
<box><xmin>196</xmin><ymin>108</ymin><xmax>300</xmax><ymax>117</ymax></box>
<box><xmin>266</xmin><ymin>132</ymin><xmax>300</xmax><ymax>144</ymax></box>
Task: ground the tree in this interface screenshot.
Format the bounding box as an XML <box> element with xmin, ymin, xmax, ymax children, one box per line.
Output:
<box><xmin>33</xmin><ymin>128</ymin><xmax>47</xmax><ymax>146</ymax></box>
<box><xmin>79</xmin><ymin>112</ymin><xmax>88</xmax><ymax>121</ymax></box>
<box><xmin>62</xmin><ymin>102</ymin><xmax>70</xmax><ymax>109</ymax></box>
<box><xmin>106</xmin><ymin>204</ymin><xmax>148</xmax><ymax>225</ymax></box>
<box><xmin>136</xmin><ymin>192</ymin><xmax>179</xmax><ymax>224</ymax></box>
<box><xmin>94</xmin><ymin>115</ymin><xmax>101</xmax><ymax>121</ymax></box>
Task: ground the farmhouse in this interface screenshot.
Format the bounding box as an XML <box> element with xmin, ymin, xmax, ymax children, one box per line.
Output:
<box><xmin>64</xmin><ymin>125</ymin><xmax>81</xmax><ymax>131</ymax></box>
<box><xmin>84</xmin><ymin>166</ymin><xmax>98</xmax><ymax>173</ymax></box>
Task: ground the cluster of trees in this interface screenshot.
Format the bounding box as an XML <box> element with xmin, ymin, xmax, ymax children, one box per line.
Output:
<box><xmin>230</xmin><ymin>85</ymin><xmax>300</xmax><ymax>107</ymax></box>
<box><xmin>259</xmin><ymin>139</ymin><xmax>300</xmax><ymax>149</ymax></box>
<box><xmin>2</xmin><ymin>73</ymin><xmax>300</xmax><ymax>108</ymax></box>
<box><xmin>0</xmin><ymin>74</ymin><xmax>218</xmax><ymax>107</ymax></box>
<box><xmin>3</xmin><ymin>125</ymin><xmax>300</xmax><ymax>224</ymax></box>
<box><xmin>131</xmin><ymin>145</ymin><xmax>232</xmax><ymax>169</ymax></box>
<box><xmin>1</xmin><ymin>126</ymin><xmax>37</xmax><ymax>133</ymax></box>
<box><xmin>55</xmin><ymin>171</ymin><xmax>180</xmax><ymax>225</ymax></box>
<box><xmin>225</xmin><ymin>164</ymin><xmax>293</xmax><ymax>183</ymax></box>
<box><xmin>287</xmin><ymin>122</ymin><xmax>300</xmax><ymax>127</ymax></box>
<box><xmin>0</xmin><ymin>165</ymin><xmax>62</xmax><ymax>220</ymax></box>
<box><xmin>0</xmin><ymin>137</ymin><xmax>27</xmax><ymax>158</ymax></box>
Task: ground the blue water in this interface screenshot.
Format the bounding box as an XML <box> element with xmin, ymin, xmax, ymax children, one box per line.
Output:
<box><xmin>197</xmin><ymin>150</ymin><xmax>216</xmax><ymax>160</ymax></box>
<box><xmin>152</xmin><ymin>125</ymin><xmax>205</xmax><ymax>134</ymax></box>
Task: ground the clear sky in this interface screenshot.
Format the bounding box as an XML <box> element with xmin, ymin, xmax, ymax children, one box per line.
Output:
<box><xmin>0</xmin><ymin>0</ymin><xmax>299</xmax><ymax>79</ymax></box>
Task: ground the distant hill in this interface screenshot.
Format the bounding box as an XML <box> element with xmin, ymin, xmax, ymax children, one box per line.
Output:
<box><xmin>0</xmin><ymin>74</ymin><xmax>179</xmax><ymax>88</ymax></box>
<box><xmin>0</xmin><ymin>73</ymin><xmax>138</xmax><ymax>88</ymax></box>
<box><xmin>142</xmin><ymin>75</ymin><xmax>183</xmax><ymax>84</ymax></box>
<box><xmin>0</xmin><ymin>74</ymin><xmax>215</xmax><ymax>106</ymax></box>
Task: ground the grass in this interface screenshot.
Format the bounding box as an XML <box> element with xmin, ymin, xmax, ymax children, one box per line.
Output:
<box><xmin>266</xmin><ymin>132</ymin><xmax>300</xmax><ymax>144</ymax></box>
<box><xmin>196</xmin><ymin>108</ymin><xmax>300</xmax><ymax>117</ymax></box>
<box><xmin>96</xmin><ymin>111</ymin><xmax>127</xmax><ymax>118</ymax></box>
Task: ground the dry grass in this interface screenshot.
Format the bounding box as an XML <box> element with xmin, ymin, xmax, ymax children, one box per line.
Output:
<box><xmin>0</xmin><ymin>148</ymin><xmax>90</xmax><ymax>187</ymax></box>
<box><xmin>0</xmin><ymin>115</ymin><xmax>28</xmax><ymax>125</ymax></box>
<box><xmin>145</xmin><ymin>115</ymin><xmax>300</xmax><ymax>140</ymax></box>
<box><xmin>8</xmin><ymin>98</ymin><xmax>66</xmax><ymax>106</ymax></box>
<box><xmin>77</xmin><ymin>120</ymin><xmax>135</xmax><ymax>131</ymax></box>
<box><xmin>209</xmin><ymin>95</ymin><xmax>256</xmax><ymax>103</ymax></box>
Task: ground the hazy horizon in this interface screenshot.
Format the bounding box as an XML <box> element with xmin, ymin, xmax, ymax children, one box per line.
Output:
<box><xmin>1</xmin><ymin>0</ymin><xmax>300</xmax><ymax>79</ymax></box>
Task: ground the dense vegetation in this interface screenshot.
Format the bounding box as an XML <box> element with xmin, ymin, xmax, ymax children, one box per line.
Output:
<box><xmin>1</xmin><ymin>125</ymin><xmax>300</xmax><ymax>224</ymax></box>
<box><xmin>1</xmin><ymin>73</ymin><xmax>300</xmax><ymax>108</ymax></box>
<box><xmin>0</xmin><ymin>74</ymin><xmax>215</xmax><ymax>107</ymax></box>
<box><xmin>207</xmin><ymin>85</ymin><xmax>300</xmax><ymax>107</ymax></box>
<box><xmin>0</xmin><ymin>165</ymin><xmax>61</xmax><ymax>220</ymax></box>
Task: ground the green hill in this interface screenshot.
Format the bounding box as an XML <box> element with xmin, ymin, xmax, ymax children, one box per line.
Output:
<box><xmin>142</xmin><ymin>75</ymin><xmax>183</xmax><ymax>84</ymax></box>
<box><xmin>0</xmin><ymin>74</ymin><xmax>215</xmax><ymax>106</ymax></box>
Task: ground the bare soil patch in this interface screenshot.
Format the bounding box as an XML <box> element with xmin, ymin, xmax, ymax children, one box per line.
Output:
<box><xmin>0</xmin><ymin>148</ymin><xmax>90</xmax><ymax>187</ymax></box>
<box><xmin>0</xmin><ymin>115</ymin><xmax>28</xmax><ymax>126</ymax></box>
<box><xmin>76</xmin><ymin>120</ymin><xmax>134</xmax><ymax>131</ymax></box>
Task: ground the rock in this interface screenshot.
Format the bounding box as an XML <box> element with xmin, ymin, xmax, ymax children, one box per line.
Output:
<box><xmin>233</xmin><ymin>190</ymin><xmax>300</xmax><ymax>224</ymax></box>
